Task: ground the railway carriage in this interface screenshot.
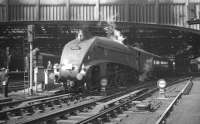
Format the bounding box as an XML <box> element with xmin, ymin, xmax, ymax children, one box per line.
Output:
<box><xmin>58</xmin><ymin>36</ymin><xmax>172</xmax><ymax>92</ymax></box>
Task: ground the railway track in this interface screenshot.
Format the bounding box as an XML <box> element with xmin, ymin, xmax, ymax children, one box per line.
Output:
<box><xmin>0</xmin><ymin>83</ymin><xmax>144</xmax><ymax>112</ymax></box>
<box><xmin>0</xmin><ymin>84</ymin><xmax>139</xmax><ymax>113</ymax></box>
<box><xmin>76</xmin><ymin>77</ymin><xmax>193</xmax><ymax>124</ymax></box>
<box><xmin>155</xmin><ymin>78</ymin><xmax>193</xmax><ymax>124</ymax></box>
<box><xmin>0</xmin><ymin>77</ymin><xmax>192</xmax><ymax>124</ymax></box>
<box><xmin>75</xmin><ymin>88</ymin><xmax>155</xmax><ymax>124</ymax></box>
<box><xmin>13</xmin><ymin>88</ymin><xmax>150</xmax><ymax>124</ymax></box>
<box><xmin>0</xmin><ymin>93</ymin><xmax>83</xmax><ymax>120</ymax></box>
<box><xmin>0</xmin><ymin>93</ymin><xmax>72</xmax><ymax>111</ymax></box>
<box><xmin>0</xmin><ymin>82</ymin><xmax>152</xmax><ymax>124</ymax></box>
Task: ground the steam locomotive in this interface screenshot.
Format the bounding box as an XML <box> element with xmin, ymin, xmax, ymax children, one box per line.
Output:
<box><xmin>57</xmin><ymin>36</ymin><xmax>172</xmax><ymax>92</ymax></box>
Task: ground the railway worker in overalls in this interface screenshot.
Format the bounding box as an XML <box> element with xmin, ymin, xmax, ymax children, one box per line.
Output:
<box><xmin>0</xmin><ymin>68</ymin><xmax>9</xmax><ymax>97</ymax></box>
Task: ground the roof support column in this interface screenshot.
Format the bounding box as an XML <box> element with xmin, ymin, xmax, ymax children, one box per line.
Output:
<box><xmin>95</xmin><ymin>0</ymin><xmax>100</xmax><ymax>21</ymax></box>
<box><xmin>5</xmin><ymin>0</ymin><xmax>9</xmax><ymax>21</ymax></box>
<box><xmin>65</xmin><ymin>0</ymin><xmax>70</xmax><ymax>20</ymax></box>
<box><xmin>184</xmin><ymin>0</ymin><xmax>189</xmax><ymax>28</ymax></box>
<box><xmin>36</xmin><ymin>0</ymin><xmax>40</xmax><ymax>21</ymax></box>
<box><xmin>155</xmin><ymin>0</ymin><xmax>159</xmax><ymax>24</ymax></box>
<box><xmin>125</xmin><ymin>0</ymin><xmax>129</xmax><ymax>22</ymax></box>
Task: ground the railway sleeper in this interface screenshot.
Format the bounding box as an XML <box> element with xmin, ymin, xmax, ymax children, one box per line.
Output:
<box><xmin>37</xmin><ymin>104</ymin><xmax>46</xmax><ymax>112</ymax></box>
<box><xmin>71</xmin><ymin>110</ymin><xmax>80</xmax><ymax>116</ymax></box>
<box><xmin>59</xmin><ymin>90</ymin><xmax>146</xmax><ymax>123</ymax></box>
<box><xmin>78</xmin><ymin>111</ymin><xmax>97</xmax><ymax>117</ymax></box>
<box><xmin>45</xmin><ymin>117</ymin><xmax>61</xmax><ymax>124</ymax></box>
<box><xmin>106</xmin><ymin>113</ymin><xmax>113</xmax><ymax>122</ymax></box>
<box><xmin>96</xmin><ymin>112</ymin><xmax>128</xmax><ymax>124</ymax></box>
<box><xmin>6</xmin><ymin>111</ymin><xmax>23</xmax><ymax>120</ymax></box>
<box><xmin>62</xmin><ymin>98</ymin><xmax>70</xmax><ymax>105</ymax></box>
<box><xmin>54</xmin><ymin>100</ymin><xmax>63</xmax><ymax>106</ymax></box>
<box><xmin>60</xmin><ymin>99</ymin><xmax>67</xmax><ymax>104</ymax></box>
<box><xmin>96</xmin><ymin>117</ymin><xmax>103</xmax><ymax>124</ymax></box>
<box><xmin>80</xmin><ymin>107</ymin><xmax>89</xmax><ymax>112</ymax></box>
<box><xmin>68</xmin><ymin>115</ymin><xmax>88</xmax><ymax>120</ymax></box>
<box><xmin>122</xmin><ymin>104</ymin><xmax>129</xmax><ymax>111</ymax></box>
<box><xmin>60</xmin><ymin>113</ymin><xmax>71</xmax><ymax>119</ymax></box>
<box><xmin>47</xmin><ymin>101</ymin><xmax>59</xmax><ymax>110</ymax></box>
<box><xmin>19</xmin><ymin>108</ymin><xmax>31</xmax><ymax>116</ymax></box>
<box><xmin>21</xmin><ymin>107</ymin><xmax>35</xmax><ymax>115</ymax></box>
<box><xmin>111</xmin><ymin>110</ymin><xmax>118</xmax><ymax>118</ymax></box>
<box><xmin>31</xmin><ymin>105</ymin><xmax>44</xmax><ymax>113</ymax></box>
<box><xmin>57</xmin><ymin>119</ymin><xmax>79</xmax><ymax>124</ymax></box>
<box><xmin>117</xmin><ymin>107</ymin><xmax>123</xmax><ymax>114</ymax></box>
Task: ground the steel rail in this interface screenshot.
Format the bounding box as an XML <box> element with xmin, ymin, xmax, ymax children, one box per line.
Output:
<box><xmin>0</xmin><ymin>93</ymin><xmax>71</xmax><ymax>111</ymax></box>
<box><xmin>77</xmin><ymin>77</ymin><xmax>193</xmax><ymax>124</ymax></box>
<box><xmin>16</xmin><ymin>86</ymin><xmax>149</xmax><ymax>124</ymax></box>
<box><xmin>77</xmin><ymin>88</ymin><xmax>157</xmax><ymax>124</ymax></box>
<box><xmin>1</xmin><ymin>77</ymin><xmax>191</xmax><ymax>123</ymax></box>
<box><xmin>155</xmin><ymin>77</ymin><xmax>193</xmax><ymax>124</ymax></box>
<box><xmin>0</xmin><ymin>94</ymin><xmax>79</xmax><ymax>120</ymax></box>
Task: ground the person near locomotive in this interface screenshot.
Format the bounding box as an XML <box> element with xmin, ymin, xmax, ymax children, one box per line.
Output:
<box><xmin>0</xmin><ymin>47</ymin><xmax>11</xmax><ymax>97</ymax></box>
<box><xmin>0</xmin><ymin>68</ymin><xmax>9</xmax><ymax>97</ymax></box>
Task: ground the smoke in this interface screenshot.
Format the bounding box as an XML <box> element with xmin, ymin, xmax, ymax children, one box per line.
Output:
<box><xmin>139</xmin><ymin>58</ymin><xmax>153</xmax><ymax>82</ymax></box>
<box><xmin>176</xmin><ymin>43</ymin><xmax>193</xmax><ymax>55</ymax></box>
<box><xmin>76</xmin><ymin>13</ymin><xmax>126</xmax><ymax>43</ymax></box>
<box><xmin>103</xmin><ymin>14</ymin><xmax>126</xmax><ymax>44</ymax></box>
<box><xmin>76</xmin><ymin>25</ymin><xmax>93</xmax><ymax>41</ymax></box>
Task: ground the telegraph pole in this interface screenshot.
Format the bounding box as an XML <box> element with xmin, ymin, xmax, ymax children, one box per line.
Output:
<box><xmin>27</xmin><ymin>25</ymin><xmax>34</xmax><ymax>95</ymax></box>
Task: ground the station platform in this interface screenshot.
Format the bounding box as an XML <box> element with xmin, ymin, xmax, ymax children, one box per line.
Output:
<box><xmin>167</xmin><ymin>78</ymin><xmax>200</xmax><ymax>124</ymax></box>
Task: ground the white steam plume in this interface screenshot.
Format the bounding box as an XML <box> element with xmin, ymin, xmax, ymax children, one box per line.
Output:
<box><xmin>103</xmin><ymin>14</ymin><xmax>126</xmax><ymax>44</ymax></box>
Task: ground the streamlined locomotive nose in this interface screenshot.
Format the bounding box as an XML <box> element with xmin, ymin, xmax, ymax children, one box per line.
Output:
<box><xmin>59</xmin><ymin>65</ymin><xmax>79</xmax><ymax>81</ymax></box>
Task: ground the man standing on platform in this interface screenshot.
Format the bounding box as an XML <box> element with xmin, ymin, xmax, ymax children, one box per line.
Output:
<box><xmin>0</xmin><ymin>68</ymin><xmax>9</xmax><ymax>97</ymax></box>
<box><xmin>0</xmin><ymin>47</ymin><xmax>11</xmax><ymax>97</ymax></box>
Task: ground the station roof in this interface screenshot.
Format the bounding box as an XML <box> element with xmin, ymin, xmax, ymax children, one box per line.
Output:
<box><xmin>0</xmin><ymin>21</ymin><xmax>200</xmax><ymax>58</ymax></box>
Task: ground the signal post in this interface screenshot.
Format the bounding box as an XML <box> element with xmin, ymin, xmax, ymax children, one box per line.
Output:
<box><xmin>157</xmin><ymin>79</ymin><xmax>167</xmax><ymax>99</ymax></box>
<box><xmin>27</xmin><ymin>25</ymin><xmax>34</xmax><ymax>95</ymax></box>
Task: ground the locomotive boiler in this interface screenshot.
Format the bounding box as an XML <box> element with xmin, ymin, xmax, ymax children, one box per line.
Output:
<box><xmin>57</xmin><ymin>36</ymin><xmax>172</xmax><ymax>92</ymax></box>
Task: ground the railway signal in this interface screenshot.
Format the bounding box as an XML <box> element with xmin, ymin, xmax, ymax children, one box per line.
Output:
<box><xmin>100</xmin><ymin>78</ymin><xmax>108</xmax><ymax>96</ymax></box>
<box><xmin>157</xmin><ymin>79</ymin><xmax>167</xmax><ymax>99</ymax></box>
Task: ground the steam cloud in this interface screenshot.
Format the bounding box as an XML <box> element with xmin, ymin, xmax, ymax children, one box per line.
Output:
<box><xmin>76</xmin><ymin>13</ymin><xmax>126</xmax><ymax>44</ymax></box>
<box><xmin>76</xmin><ymin>24</ymin><xmax>93</xmax><ymax>41</ymax></box>
<box><xmin>139</xmin><ymin>58</ymin><xmax>153</xmax><ymax>82</ymax></box>
<box><xmin>103</xmin><ymin>14</ymin><xmax>126</xmax><ymax>44</ymax></box>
